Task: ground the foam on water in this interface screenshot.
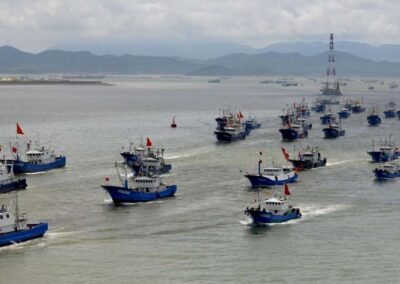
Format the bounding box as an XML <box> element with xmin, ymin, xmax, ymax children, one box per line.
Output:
<box><xmin>300</xmin><ymin>204</ymin><xmax>348</xmax><ymax>220</ymax></box>
<box><xmin>326</xmin><ymin>160</ymin><xmax>352</xmax><ymax>167</ymax></box>
<box><xmin>46</xmin><ymin>230</ymin><xmax>78</xmax><ymax>239</ymax></box>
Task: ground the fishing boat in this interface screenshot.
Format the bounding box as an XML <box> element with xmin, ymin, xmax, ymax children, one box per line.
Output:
<box><xmin>4</xmin><ymin>124</ymin><xmax>66</xmax><ymax>173</ymax></box>
<box><xmin>101</xmin><ymin>161</ymin><xmax>177</xmax><ymax>204</ymax></box>
<box><xmin>170</xmin><ymin>117</ymin><xmax>177</xmax><ymax>128</ymax></box>
<box><xmin>214</xmin><ymin>111</ymin><xmax>249</xmax><ymax>142</ymax></box>
<box><xmin>0</xmin><ymin>190</ymin><xmax>48</xmax><ymax>247</ymax></box>
<box><xmin>337</xmin><ymin>108</ymin><xmax>351</xmax><ymax>119</ymax></box>
<box><xmin>343</xmin><ymin>99</ymin><xmax>355</xmax><ymax>109</ymax></box>
<box><xmin>323</xmin><ymin>123</ymin><xmax>345</xmax><ymax>138</ymax></box>
<box><xmin>244</xmin><ymin>157</ymin><xmax>297</xmax><ymax>188</ymax></box>
<box><xmin>279</xmin><ymin>124</ymin><xmax>308</xmax><ymax>141</ymax></box>
<box><xmin>0</xmin><ymin>163</ymin><xmax>27</xmax><ymax>194</ymax></box>
<box><xmin>295</xmin><ymin>103</ymin><xmax>311</xmax><ymax>118</ymax></box>
<box><xmin>245</xmin><ymin>117</ymin><xmax>261</xmax><ymax>129</ymax></box>
<box><xmin>374</xmin><ymin>162</ymin><xmax>400</xmax><ymax>179</ymax></box>
<box><xmin>351</xmin><ymin>100</ymin><xmax>366</xmax><ymax>113</ymax></box>
<box><xmin>244</xmin><ymin>184</ymin><xmax>301</xmax><ymax>225</ymax></box>
<box><xmin>120</xmin><ymin>139</ymin><xmax>172</xmax><ymax>175</ymax></box>
<box><xmin>282</xmin><ymin>145</ymin><xmax>327</xmax><ymax>170</ymax></box>
<box><xmin>367</xmin><ymin>139</ymin><xmax>400</xmax><ymax>162</ymax></box>
<box><xmin>320</xmin><ymin>112</ymin><xmax>336</xmax><ymax>125</ymax></box>
<box><xmin>367</xmin><ymin>108</ymin><xmax>381</xmax><ymax>126</ymax></box>
<box><xmin>10</xmin><ymin>145</ymin><xmax>66</xmax><ymax>174</ymax></box>
<box><xmin>383</xmin><ymin>100</ymin><xmax>396</xmax><ymax>118</ymax></box>
<box><xmin>279</xmin><ymin>112</ymin><xmax>309</xmax><ymax>141</ymax></box>
<box><xmin>311</xmin><ymin>101</ymin><xmax>326</xmax><ymax>113</ymax></box>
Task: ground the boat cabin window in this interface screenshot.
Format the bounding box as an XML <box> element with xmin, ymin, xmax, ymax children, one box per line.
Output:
<box><xmin>0</xmin><ymin>215</ymin><xmax>3</xmax><ymax>219</ymax></box>
<box><xmin>6</xmin><ymin>214</ymin><xmax>9</xmax><ymax>218</ymax></box>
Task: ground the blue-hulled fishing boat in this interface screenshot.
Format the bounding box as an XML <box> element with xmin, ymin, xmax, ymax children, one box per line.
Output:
<box><xmin>0</xmin><ymin>163</ymin><xmax>27</xmax><ymax>194</ymax></box>
<box><xmin>351</xmin><ymin>99</ymin><xmax>366</xmax><ymax>113</ymax></box>
<box><xmin>120</xmin><ymin>139</ymin><xmax>171</xmax><ymax>175</ymax></box>
<box><xmin>11</xmin><ymin>146</ymin><xmax>66</xmax><ymax>174</ymax></box>
<box><xmin>244</xmin><ymin>184</ymin><xmax>301</xmax><ymax>226</ymax></box>
<box><xmin>320</xmin><ymin>112</ymin><xmax>336</xmax><ymax>125</ymax></box>
<box><xmin>384</xmin><ymin>100</ymin><xmax>396</xmax><ymax>118</ymax></box>
<box><xmin>0</xmin><ymin>189</ymin><xmax>48</xmax><ymax>247</ymax></box>
<box><xmin>279</xmin><ymin>124</ymin><xmax>308</xmax><ymax>141</ymax></box>
<box><xmin>244</xmin><ymin>157</ymin><xmax>297</xmax><ymax>188</ymax></box>
<box><xmin>367</xmin><ymin>138</ymin><xmax>400</xmax><ymax>162</ymax></box>
<box><xmin>374</xmin><ymin>162</ymin><xmax>400</xmax><ymax>179</ymax></box>
<box><xmin>102</xmin><ymin>161</ymin><xmax>177</xmax><ymax>204</ymax></box>
<box><xmin>214</xmin><ymin>110</ymin><xmax>250</xmax><ymax>142</ymax></box>
<box><xmin>3</xmin><ymin>124</ymin><xmax>66</xmax><ymax>173</ymax></box>
<box><xmin>367</xmin><ymin>108</ymin><xmax>381</xmax><ymax>126</ymax></box>
<box><xmin>323</xmin><ymin>123</ymin><xmax>345</xmax><ymax>138</ymax></box>
<box><xmin>312</xmin><ymin>102</ymin><xmax>326</xmax><ymax>113</ymax></box>
<box><xmin>279</xmin><ymin>112</ymin><xmax>309</xmax><ymax>141</ymax></box>
<box><xmin>384</xmin><ymin>109</ymin><xmax>396</xmax><ymax>118</ymax></box>
<box><xmin>338</xmin><ymin>108</ymin><xmax>351</xmax><ymax>119</ymax></box>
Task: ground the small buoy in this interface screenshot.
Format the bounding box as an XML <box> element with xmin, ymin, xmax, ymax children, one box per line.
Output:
<box><xmin>171</xmin><ymin>117</ymin><xmax>177</xmax><ymax>128</ymax></box>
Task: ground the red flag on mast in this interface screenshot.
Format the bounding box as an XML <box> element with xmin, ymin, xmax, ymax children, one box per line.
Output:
<box><xmin>280</xmin><ymin>147</ymin><xmax>289</xmax><ymax>160</ymax></box>
<box><xmin>284</xmin><ymin>184</ymin><xmax>291</xmax><ymax>195</ymax></box>
<box><xmin>16</xmin><ymin>123</ymin><xmax>24</xmax><ymax>135</ymax></box>
<box><xmin>146</xmin><ymin>137</ymin><xmax>152</xmax><ymax>147</ymax></box>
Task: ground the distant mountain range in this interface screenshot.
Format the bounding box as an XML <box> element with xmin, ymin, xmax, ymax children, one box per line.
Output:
<box><xmin>54</xmin><ymin>39</ymin><xmax>400</xmax><ymax>62</ymax></box>
<box><xmin>1</xmin><ymin>45</ymin><xmax>400</xmax><ymax>76</ymax></box>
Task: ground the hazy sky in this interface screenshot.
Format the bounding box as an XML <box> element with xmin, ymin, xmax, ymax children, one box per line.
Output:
<box><xmin>1</xmin><ymin>0</ymin><xmax>400</xmax><ymax>52</ymax></box>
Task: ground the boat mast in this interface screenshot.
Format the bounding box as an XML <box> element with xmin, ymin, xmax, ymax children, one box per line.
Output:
<box><xmin>13</xmin><ymin>191</ymin><xmax>19</xmax><ymax>223</ymax></box>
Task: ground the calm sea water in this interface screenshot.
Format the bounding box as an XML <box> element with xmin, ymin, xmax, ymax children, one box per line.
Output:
<box><xmin>0</xmin><ymin>76</ymin><xmax>399</xmax><ymax>283</ymax></box>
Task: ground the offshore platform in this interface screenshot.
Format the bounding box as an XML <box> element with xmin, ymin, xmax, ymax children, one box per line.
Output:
<box><xmin>321</xmin><ymin>33</ymin><xmax>342</xmax><ymax>96</ymax></box>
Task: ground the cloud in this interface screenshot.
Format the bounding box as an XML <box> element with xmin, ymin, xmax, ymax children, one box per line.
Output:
<box><xmin>1</xmin><ymin>0</ymin><xmax>400</xmax><ymax>51</ymax></box>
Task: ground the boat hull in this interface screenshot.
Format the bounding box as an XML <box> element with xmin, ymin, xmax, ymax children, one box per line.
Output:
<box><xmin>367</xmin><ymin>115</ymin><xmax>381</xmax><ymax>126</ymax></box>
<box><xmin>12</xmin><ymin>156</ymin><xmax>66</xmax><ymax>173</ymax></box>
<box><xmin>102</xmin><ymin>184</ymin><xmax>177</xmax><ymax>203</ymax></box>
<box><xmin>120</xmin><ymin>152</ymin><xmax>140</xmax><ymax>166</ymax></box>
<box><xmin>320</xmin><ymin>116</ymin><xmax>334</xmax><ymax>125</ymax></box>
<box><xmin>374</xmin><ymin>169</ymin><xmax>400</xmax><ymax>179</ymax></box>
<box><xmin>352</xmin><ymin>106</ymin><xmax>366</xmax><ymax>113</ymax></box>
<box><xmin>338</xmin><ymin>111</ymin><xmax>350</xmax><ymax>119</ymax></box>
<box><xmin>214</xmin><ymin>130</ymin><xmax>248</xmax><ymax>142</ymax></box>
<box><xmin>245</xmin><ymin>208</ymin><xmax>301</xmax><ymax>225</ymax></box>
<box><xmin>245</xmin><ymin>122</ymin><xmax>261</xmax><ymax>129</ymax></box>
<box><xmin>313</xmin><ymin>105</ymin><xmax>326</xmax><ymax>113</ymax></box>
<box><xmin>0</xmin><ymin>179</ymin><xmax>27</xmax><ymax>194</ymax></box>
<box><xmin>323</xmin><ymin>128</ymin><xmax>345</xmax><ymax>138</ymax></box>
<box><xmin>367</xmin><ymin>151</ymin><xmax>400</xmax><ymax>162</ymax></box>
<box><xmin>279</xmin><ymin>128</ymin><xmax>307</xmax><ymax>141</ymax></box>
<box><xmin>244</xmin><ymin>173</ymin><xmax>298</xmax><ymax>188</ymax></box>
<box><xmin>384</xmin><ymin>110</ymin><xmax>396</xmax><ymax>118</ymax></box>
<box><xmin>289</xmin><ymin>158</ymin><xmax>327</xmax><ymax>170</ymax></box>
<box><xmin>0</xmin><ymin>222</ymin><xmax>48</xmax><ymax>247</ymax></box>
